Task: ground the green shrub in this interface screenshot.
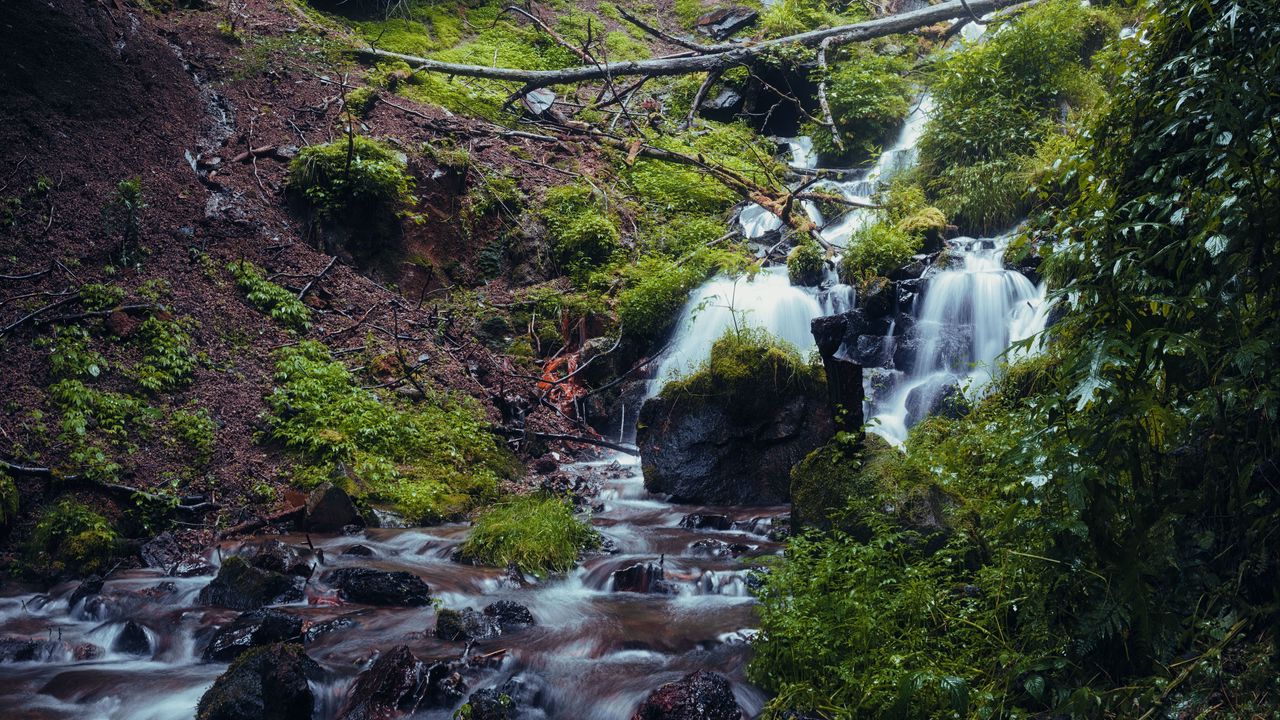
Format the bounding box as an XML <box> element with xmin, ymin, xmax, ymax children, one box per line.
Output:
<box><xmin>171</xmin><ymin>408</ymin><xmax>216</xmax><ymax>463</ymax></box>
<box><xmin>930</xmin><ymin>158</ymin><xmax>1030</xmax><ymax>235</ymax></box>
<box><xmin>29</xmin><ymin>499</ymin><xmax>118</xmax><ymax>575</ymax></box>
<box><xmin>838</xmin><ymin>221</ymin><xmax>921</xmax><ymax>286</ymax></box>
<box><xmin>228</xmin><ymin>261</ymin><xmax>312</xmax><ymax>331</ymax></box>
<box><xmin>132</xmin><ymin>315</ymin><xmax>197</xmax><ymax>392</ymax></box>
<box><xmin>786</xmin><ymin>240</ymin><xmax>825</xmax><ymax>286</ymax></box>
<box><xmin>266</xmin><ymin>341</ymin><xmax>520</xmax><ymax>522</ymax></box>
<box><xmin>616</xmin><ymin>256</ymin><xmax>706</xmax><ymax>347</ymax></box>
<box><xmin>458</xmin><ymin>494</ymin><xmax>599</xmax><ymax>576</ymax></box>
<box><xmin>80</xmin><ymin>283</ymin><xmax>125</xmax><ymax>312</ymax></box>
<box><xmin>287</xmin><ymin>136</ymin><xmax>413</xmax><ymax>242</ymax></box>
<box><xmin>810</xmin><ymin>52</ymin><xmax>914</xmax><ymax>162</ymax></box>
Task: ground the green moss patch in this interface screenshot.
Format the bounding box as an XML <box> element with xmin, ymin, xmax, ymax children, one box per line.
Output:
<box><xmin>457</xmin><ymin>494</ymin><xmax>600</xmax><ymax>576</ymax></box>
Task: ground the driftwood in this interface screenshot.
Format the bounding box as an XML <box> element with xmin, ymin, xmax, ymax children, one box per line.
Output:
<box><xmin>360</xmin><ymin>0</ymin><xmax>1026</xmax><ymax>91</ymax></box>
<box><xmin>218</xmin><ymin>505</ymin><xmax>306</xmax><ymax>539</ymax></box>
<box><xmin>494</xmin><ymin>427</ymin><xmax>639</xmax><ymax>455</ymax></box>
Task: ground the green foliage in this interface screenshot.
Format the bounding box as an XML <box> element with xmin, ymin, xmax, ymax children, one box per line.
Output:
<box><xmin>0</xmin><ymin>471</ymin><xmax>17</xmax><ymax>531</ymax></box>
<box><xmin>538</xmin><ymin>183</ymin><xmax>619</xmax><ymax>275</ymax></box>
<box><xmin>228</xmin><ymin>261</ymin><xmax>312</xmax><ymax>331</ymax></box>
<box><xmin>266</xmin><ymin>340</ymin><xmax>520</xmax><ymax>522</ymax></box>
<box><xmin>786</xmin><ymin>239</ymin><xmax>825</xmax><ymax>286</ymax></box>
<box><xmin>171</xmin><ymin>408</ymin><xmax>216</xmax><ymax>464</ymax></box>
<box><xmin>616</xmin><ymin>255</ymin><xmax>710</xmax><ymax>347</ymax></box>
<box><xmin>809</xmin><ymin>52</ymin><xmax>914</xmax><ymax>162</ymax></box>
<box><xmin>919</xmin><ymin>0</ymin><xmax>1119</xmax><ymax>234</ymax></box>
<box><xmin>759</xmin><ymin>0</ymin><xmax>861</xmax><ymax>38</ymax></box>
<box><xmin>344</xmin><ymin>85</ymin><xmax>378</xmax><ymax>118</ymax></box>
<box><xmin>132</xmin><ymin>315</ymin><xmax>197</xmax><ymax>392</ymax></box>
<box><xmin>29</xmin><ymin>499</ymin><xmax>118</xmax><ymax>575</ymax></box>
<box><xmin>837</xmin><ymin>221</ymin><xmax>921</xmax><ymax>287</ymax></box>
<box><xmin>287</xmin><ymin>136</ymin><xmax>413</xmax><ymax>244</ymax></box>
<box><xmin>458</xmin><ymin>494</ymin><xmax>600</xmax><ymax>576</ymax></box>
<box><xmin>80</xmin><ymin>283</ymin><xmax>125</xmax><ymax>312</ymax></box>
<box><xmin>102</xmin><ymin>178</ymin><xmax>145</xmax><ymax>261</ymax></box>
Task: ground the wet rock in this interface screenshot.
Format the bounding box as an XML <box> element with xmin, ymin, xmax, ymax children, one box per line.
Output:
<box><xmin>303</xmin><ymin>615</ymin><xmax>358</xmax><ymax>644</ymax></box>
<box><xmin>499</xmin><ymin>672</ymin><xmax>551</xmax><ymax>714</ymax></box>
<box><xmin>612</xmin><ymin>563</ymin><xmax>675</xmax><ymax>594</ymax></box>
<box><xmin>904</xmin><ymin>378</ymin><xmax>969</xmax><ymax>426</ymax></box>
<box><xmin>338</xmin><ymin>645</ymin><xmax>430</xmax><ymax>720</ymax></box>
<box><xmin>305</xmin><ymin>483</ymin><xmax>363</xmax><ymax>532</ymax></box>
<box><xmin>631</xmin><ymin>671</ymin><xmax>743</xmax><ymax>720</ymax></box>
<box><xmin>689</xmin><ymin>539</ymin><xmax>752</xmax><ymax>558</ymax></box>
<box><xmin>141</xmin><ymin>531</ymin><xmax>214</xmax><ymax>576</ymax></box>
<box><xmin>700</xmin><ymin>88</ymin><xmax>744</xmax><ymax>120</ymax></box>
<box><xmin>68</xmin><ymin>575</ymin><xmax>104</xmax><ymax>610</ymax></box>
<box><xmin>811</xmin><ymin>315</ymin><xmax>866</xmax><ymax>434</ymax></box>
<box><xmin>204</xmin><ymin>609</ymin><xmax>304</xmax><ymax>662</ymax></box>
<box><xmin>637</xmin><ymin>385</ymin><xmax>833</xmax><ymax>505</ymax></box>
<box><xmin>679</xmin><ymin>513</ymin><xmax>732</xmax><ymax>531</ymax></box>
<box><xmin>242</xmin><ymin>539</ymin><xmax>313</xmax><ymax>578</ymax></box>
<box><xmin>465</xmin><ymin>687</ymin><xmax>516</xmax><ymax>720</ymax></box>
<box><xmin>0</xmin><ymin>637</ymin><xmax>63</xmax><ymax>663</ymax></box>
<box><xmin>425</xmin><ymin>658</ymin><xmax>469</xmax><ymax>708</ymax></box>
<box><xmin>435</xmin><ymin>607</ymin><xmax>499</xmax><ymax>642</ymax></box>
<box><xmin>112</xmin><ymin>620</ymin><xmax>150</xmax><ymax>656</ymax></box>
<box><xmin>341</xmin><ymin>544</ymin><xmax>376</xmax><ymax>557</ymax></box>
<box><xmin>198</xmin><ymin>556</ymin><xmax>305</xmax><ymax>611</ymax></box>
<box><xmin>368</xmin><ymin>508</ymin><xmax>409</xmax><ymax>529</ymax></box>
<box><xmin>324</xmin><ymin>567</ymin><xmax>431</xmax><ymax>606</ymax></box>
<box><xmin>695</xmin><ymin>7</ymin><xmax>759</xmax><ymax>39</ymax></box>
<box><xmin>196</xmin><ymin>642</ymin><xmax>319</xmax><ymax>720</ymax></box>
<box><xmin>483</xmin><ymin>600</ymin><xmax>535</xmax><ymax>633</ymax></box>
<box><xmin>172</xmin><ymin>555</ymin><xmax>218</xmax><ymax>577</ymax></box>
<box><xmin>72</xmin><ymin>642</ymin><xmax>103</xmax><ymax>661</ymax></box>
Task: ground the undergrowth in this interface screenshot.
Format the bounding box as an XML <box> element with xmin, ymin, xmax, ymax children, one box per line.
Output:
<box><xmin>458</xmin><ymin>494</ymin><xmax>599</xmax><ymax>576</ymax></box>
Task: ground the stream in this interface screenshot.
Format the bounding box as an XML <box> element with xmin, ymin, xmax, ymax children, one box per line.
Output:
<box><xmin>0</xmin><ymin>57</ymin><xmax>1048</xmax><ymax>720</ymax></box>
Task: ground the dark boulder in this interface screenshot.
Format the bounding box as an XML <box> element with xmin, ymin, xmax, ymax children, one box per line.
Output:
<box><xmin>424</xmin><ymin>658</ymin><xmax>469</xmax><ymax>708</ymax></box>
<box><xmin>341</xmin><ymin>544</ymin><xmax>376</xmax><ymax>557</ymax></box>
<box><xmin>324</xmin><ymin>567</ymin><xmax>431</xmax><ymax>606</ymax></box>
<box><xmin>303</xmin><ymin>615</ymin><xmax>358</xmax><ymax>644</ymax></box>
<box><xmin>811</xmin><ymin>315</ymin><xmax>865</xmax><ymax>434</ymax></box>
<box><xmin>0</xmin><ymin>637</ymin><xmax>63</xmax><ymax>663</ymax></box>
<box><xmin>204</xmin><ymin>609</ymin><xmax>304</xmax><ymax>662</ymax></box>
<box><xmin>904</xmin><ymin>377</ymin><xmax>969</xmax><ymax>427</ymax></box>
<box><xmin>141</xmin><ymin>531</ymin><xmax>214</xmax><ymax>577</ymax></box>
<box><xmin>679</xmin><ymin>513</ymin><xmax>732</xmax><ymax>531</ymax></box>
<box><xmin>198</xmin><ymin>556</ymin><xmax>305</xmax><ymax>611</ymax></box>
<box><xmin>338</xmin><ymin>645</ymin><xmax>430</xmax><ymax>720</ymax></box>
<box><xmin>483</xmin><ymin>600</ymin><xmax>535</xmax><ymax>633</ymax></box>
<box><xmin>637</xmin><ymin>389</ymin><xmax>833</xmax><ymax>505</ymax></box>
<box><xmin>196</xmin><ymin>643</ymin><xmax>319</xmax><ymax>720</ymax></box>
<box><xmin>465</xmin><ymin>687</ymin><xmax>516</xmax><ymax>720</ymax></box>
<box><xmin>631</xmin><ymin>671</ymin><xmax>743</xmax><ymax>720</ymax></box>
<box><xmin>111</xmin><ymin>620</ymin><xmax>150</xmax><ymax>656</ymax></box>
<box><xmin>435</xmin><ymin>607</ymin><xmax>499</xmax><ymax>642</ymax></box>
<box><xmin>612</xmin><ymin>563</ymin><xmax>675</xmax><ymax>594</ymax></box>
<box><xmin>241</xmin><ymin>539</ymin><xmax>313</xmax><ymax>577</ymax></box>
<box><xmin>68</xmin><ymin>575</ymin><xmax>104</xmax><ymax>610</ymax></box>
<box><xmin>305</xmin><ymin>483</ymin><xmax>363</xmax><ymax>532</ymax></box>
<box><xmin>699</xmin><ymin>88</ymin><xmax>744</xmax><ymax>121</ymax></box>
<box><xmin>695</xmin><ymin>7</ymin><xmax>758</xmax><ymax>39</ymax></box>
<box><xmin>689</xmin><ymin>539</ymin><xmax>752</xmax><ymax>558</ymax></box>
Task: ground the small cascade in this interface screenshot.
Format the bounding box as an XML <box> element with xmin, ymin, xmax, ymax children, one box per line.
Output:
<box><xmin>866</xmin><ymin>236</ymin><xmax>1047</xmax><ymax>444</ymax></box>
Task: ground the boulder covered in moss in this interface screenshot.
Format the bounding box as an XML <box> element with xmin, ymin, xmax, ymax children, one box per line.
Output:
<box><xmin>630</xmin><ymin>670</ymin><xmax>742</xmax><ymax>720</ymax></box>
<box><xmin>637</xmin><ymin>330</ymin><xmax>833</xmax><ymax>505</ymax></box>
<box><xmin>198</xmin><ymin>556</ymin><xmax>305</xmax><ymax>611</ymax></box>
<box><xmin>790</xmin><ymin>433</ymin><xmax>898</xmax><ymax>535</ymax></box>
<box><xmin>203</xmin><ymin>609</ymin><xmax>304</xmax><ymax>662</ymax></box>
<box><xmin>323</xmin><ymin>567</ymin><xmax>431</xmax><ymax>606</ymax></box>
<box><xmin>196</xmin><ymin>643</ymin><xmax>320</xmax><ymax>720</ymax></box>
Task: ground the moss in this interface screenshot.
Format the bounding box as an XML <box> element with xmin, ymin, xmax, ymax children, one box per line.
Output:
<box><xmin>790</xmin><ymin>433</ymin><xmax>900</xmax><ymax>534</ymax></box>
<box><xmin>660</xmin><ymin>328</ymin><xmax>825</xmax><ymax>419</ymax></box>
<box><xmin>287</xmin><ymin>136</ymin><xmax>413</xmax><ymax>247</ymax></box>
<box><xmin>616</xmin><ymin>256</ymin><xmax>707</xmax><ymax>348</ymax></box>
<box><xmin>786</xmin><ymin>240</ymin><xmax>825</xmax><ymax>286</ymax></box>
<box><xmin>28</xmin><ymin>499</ymin><xmax>118</xmax><ymax>575</ymax></box>
<box><xmin>267</xmin><ymin>341</ymin><xmax>521</xmax><ymax>523</ymax></box>
<box><xmin>537</xmin><ymin>183</ymin><xmax>619</xmax><ymax>276</ymax></box>
<box><xmin>344</xmin><ymin>85</ymin><xmax>378</xmax><ymax>118</ymax></box>
<box><xmin>808</xmin><ymin>51</ymin><xmax>914</xmax><ymax>162</ymax></box>
<box><xmin>458</xmin><ymin>494</ymin><xmax>600</xmax><ymax>576</ymax></box>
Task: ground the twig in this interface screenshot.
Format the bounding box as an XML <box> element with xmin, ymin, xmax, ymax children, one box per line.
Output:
<box><xmin>493</xmin><ymin>427</ymin><xmax>639</xmax><ymax>455</ymax></box>
<box><xmin>684</xmin><ymin>69</ymin><xmax>724</xmax><ymax>129</ymax></box>
<box><xmin>298</xmin><ymin>256</ymin><xmax>338</xmax><ymax>300</ymax></box>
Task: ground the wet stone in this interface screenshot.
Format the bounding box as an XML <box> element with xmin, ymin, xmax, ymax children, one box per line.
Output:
<box><xmin>631</xmin><ymin>670</ymin><xmax>743</xmax><ymax>720</ymax></box>
<box><xmin>0</xmin><ymin>637</ymin><xmax>63</xmax><ymax>663</ymax></box>
<box><xmin>337</xmin><ymin>645</ymin><xmax>428</xmax><ymax>720</ymax></box>
<box><xmin>111</xmin><ymin>620</ymin><xmax>151</xmax><ymax>656</ymax></box>
<box><xmin>198</xmin><ymin>556</ymin><xmax>305</xmax><ymax>611</ymax></box>
<box><xmin>435</xmin><ymin>607</ymin><xmax>499</xmax><ymax>642</ymax></box>
<box><xmin>324</xmin><ymin>567</ymin><xmax>431</xmax><ymax>606</ymax></box>
<box><xmin>67</xmin><ymin>575</ymin><xmax>104</xmax><ymax>610</ymax></box>
<box><xmin>341</xmin><ymin>544</ymin><xmax>376</xmax><ymax>557</ymax></box>
<box><xmin>241</xmin><ymin>539</ymin><xmax>313</xmax><ymax>578</ymax></box>
<box><xmin>204</xmin><ymin>609</ymin><xmax>304</xmax><ymax>662</ymax></box>
<box><xmin>465</xmin><ymin>687</ymin><xmax>516</xmax><ymax>720</ymax></box>
<box><xmin>483</xmin><ymin>600</ymin><xmax>535</xmax><ymax>633</ymax></box>
<box><xmin>679</xmin><ymin>513</ymin><xmax>733</xmax><ymax>531</ymax></box>
<box><xmin>612</xmin><ymin>563</ymin><xmax>676</xmax><ymax>594</ymax></box>
<box><xmin>305</xmin><ymin>483</ymin><xmax>363</xmax><ymax>532</ymax></box>
<box><xmin>196</xmin><ymin>642</ymin><xmax>319</xmax><ymax>720</ymax></box>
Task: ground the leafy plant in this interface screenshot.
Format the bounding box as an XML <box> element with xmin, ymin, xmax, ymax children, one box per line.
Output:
<box><xmin>228</xmin><ymin>261</ymin><xmax>312</xmax><ymax>331</ymax></box>
<box><xmin>28</xmin><ymin>499</ymin><xmax>118</xmax><ymax>575</ymax></box>
<box><xmin>786</xmin><ymin>239</ymin><xmax>825</xmax><ymax>286</ymax></box>
<box><xmin>171</xmin><ymin>408</ymin><xmax>216</xmax><ymax>464</ymax></box>
<box><xmin>287</xmin><ymin>136</ymin><xmax>413</xmax><ymax>245</ymax></box>
<box><xmin>838</xmin><ymin>221</ymin><xmax>920</xmax><ymax>287</ymax></box>
<box><xmin>102</xmin><ymin>178</ymin><xmax>145</xmax><ymax>263</ymax></box>
<box><xmin>132</xmin><ymin>315</ymin><xmax>197</xmax><ymax>392</ymax></box>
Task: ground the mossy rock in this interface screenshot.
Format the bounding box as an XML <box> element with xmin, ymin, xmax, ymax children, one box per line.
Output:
<box><xmin>196</xmin><ymin>642</ymin><xmax>319</xmax><ymax>720</ymax></box>
<box><xmin>790</xmin><ymin>433</ymin><xmax>898</xmax><ymax>535</ymax></box>
<box><xmin>198</xmin><ymin>556</ymin><xmax>305</xmax><ymax>611</ymax></box>
<box><xmin>787</xmin><ymin>241</ymin><xmax>826</xmax><ymax>286</ymax></box>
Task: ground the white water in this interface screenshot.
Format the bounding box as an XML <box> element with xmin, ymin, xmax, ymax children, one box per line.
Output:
<box><xmin>866</xmin><ymin>236</ymin><xmax>1047</xmax><ymax>444</ymax></box>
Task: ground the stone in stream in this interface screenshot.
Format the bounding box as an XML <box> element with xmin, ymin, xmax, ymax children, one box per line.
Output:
<box><xmin>810</xmin><ymin>314</ymin><xmax>866</xmax><ymax>434</ymax></box>
<box><xmin>198</xmin><ymin>556</ymin><xmax>305</xmax><ymax>611</ymax></box>
<box><xmin>483</xmin><ymin>600</ymin><xmax>535</xmax><ymax>633</ymax></box>
<box><xmin>241</xmin><ymin>539</ymin><xmax>313</xmax><ymax>578</ymax></box>
<box><xmin>111</xmin><ymin>620</ymin><xmax>150</xmax><ymax>656</ymax></box>
<box><xmin>196</xmin><ymin>642</ymin><xmax>320</xmax><ymax>720</ymax></box>
<box><xmin>324</xmin><ymin>567</ymin><xmax>432</xmax><ymax>606</ymax></box>
<box><xmin>689</xmin><ymin>539</ymin><xmax>752</xmax><ymax>558</ymax></box>
<box><xmin>341</xmin><ymin>544</ymin><xmax>376</xmax><ymax>557</ymax></box>
<box><xmin>204</xmin><ymin>609</ymin><xmax>304</xmax><ymax>662</ymax></box>
<box><xmin>464</xmin><ymin>687</ymin><xmax>516</xmax><ymax>720</ymax></box>
<box><xmin>679</xmin><ymin>513</ymin><xmax>733</xmax><ymax>531</ymax></box>
<box><xmin>435</xmin><ymin>607</ymin><xmax>500</xmax><ymax>642</ymax></box>
<box><xmin>303</xmin><ymin>615</ymin><xmax>358</xmax><ymax>644</ymax></box>
<box><xmin>631</xmin><ymin>671</ymin><xmax>743</xmax><ymax>720</ymax></box>
<box><xmin>611</xmin><ymin>563</ymin><xmax>676</xmax><ymax>594</ymax></box>
<box><xmin>304</xmin><ymin>482</ymin><xmax>363</xmax><ymax>532</ymax></box>
<box><xmin>0</xmin><ymin>637</ymin><xmax>64</xmax><ymax>663</ymax></box>
<box><xmin>338</xmin><ymin>645</ymin><xmax>431</xmax><ymax>720</ymax></box>
<box><xmin>141</xmin><ymin>531</ymin><xmax>215</xmax><ymax>577</ymax></box>
<box><xmin>67</xmin><ymin>574</ymin><xmax>104</xmax><ymax>610</ymax></box>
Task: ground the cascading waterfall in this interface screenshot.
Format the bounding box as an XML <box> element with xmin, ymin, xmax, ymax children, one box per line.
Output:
<box><xmin>865</xmin><ymin>236</ymin><xmax>1047</xmax><ymax>444</ymax></box>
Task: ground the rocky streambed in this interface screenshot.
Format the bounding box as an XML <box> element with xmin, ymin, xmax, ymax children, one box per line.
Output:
<box><xmin>0</xmin><ymin>456</ymin><xmax>784</xmax><ymax>720</ymax></box>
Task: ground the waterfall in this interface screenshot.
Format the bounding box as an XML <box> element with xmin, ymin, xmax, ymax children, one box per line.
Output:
<box><xmin>866</xmin><ymin>235</ymin><xmax>1047</xmax><ymax>444</ymax></box>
